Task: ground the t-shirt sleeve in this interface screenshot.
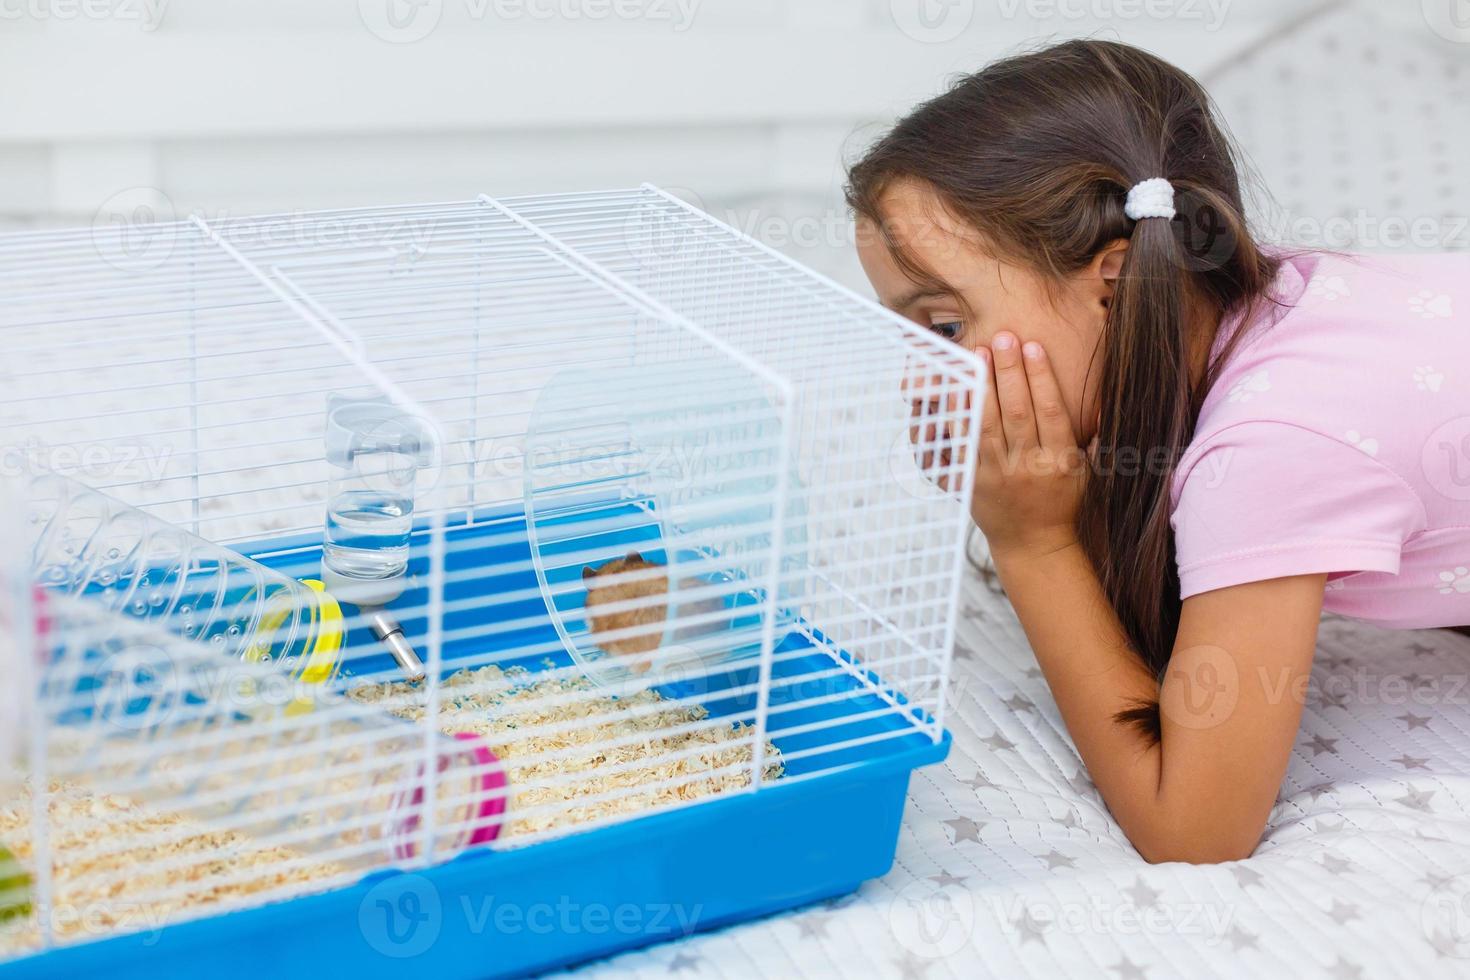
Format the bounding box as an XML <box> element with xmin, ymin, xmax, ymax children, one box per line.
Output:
<box><xmin>1171</xmin><ymin>421</ymin><xmax>1423</xmax><ymax>599</ymax></box>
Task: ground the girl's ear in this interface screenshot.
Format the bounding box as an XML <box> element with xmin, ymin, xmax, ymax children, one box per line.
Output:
<box><xmin>1090</xmin><ymin>239</ymin><xmax>1131</xmax><ymax>311</ymax></box>
<box><xmin>1096</xmin><ymin>239</ymin><xmax>1129</xmax><ymax>282</ymax></box>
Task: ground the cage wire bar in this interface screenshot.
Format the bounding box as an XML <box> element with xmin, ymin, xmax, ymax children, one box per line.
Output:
<box><xmin>0</xmin><ymin>186</ymin><xmax>982</xmax><ymax>958</ymax></box>
<box><xmin>491</xmin><ymin>186</ymin><xmax>984</xmax><ymax>738</ymax></box>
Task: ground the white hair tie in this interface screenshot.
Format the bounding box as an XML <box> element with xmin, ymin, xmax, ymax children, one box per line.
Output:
<box><xmin>1124</xmin><ymin>177</ymin><xmax>1176</xmax><ymax>221</ymax></box>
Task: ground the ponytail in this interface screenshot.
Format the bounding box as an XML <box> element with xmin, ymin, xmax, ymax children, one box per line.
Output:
<box><xmin>1082</xmin><ymin>196</ymin><xmax>1193</xmax><ymax>742</ymax></box>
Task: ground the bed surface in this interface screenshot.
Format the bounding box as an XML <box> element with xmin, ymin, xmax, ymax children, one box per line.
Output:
<box><xmin>572</xmin><ymin>558</ymin><xmax>1470</xmax><ymax>978</ymax></box>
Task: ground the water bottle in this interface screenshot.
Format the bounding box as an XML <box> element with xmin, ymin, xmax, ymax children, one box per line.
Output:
<box><xmin>322</xmin><ymin>395</ymin><xmax>432</xmax><ymax>680</ymax></box>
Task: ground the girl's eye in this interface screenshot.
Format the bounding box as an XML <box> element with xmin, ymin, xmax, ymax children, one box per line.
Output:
<box><xmin>929</xmin><ymin>321</ymin><xmax>962</xmax><ymax>341</ymax></box>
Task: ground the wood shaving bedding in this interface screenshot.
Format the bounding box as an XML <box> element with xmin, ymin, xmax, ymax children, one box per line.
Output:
<box><xmin>0</xmin><ymin>665</ymin><xmax>779</xmax><ymax>958</ymax></box>
<box><xmin>349</xmin><ymin>664</ymin><xmax>783</xmax><ymax>839</ymax></box>
<box><xmin>0</xmin><ymin>781</ymin><xmax>346</xmax><ymax>957</ymax></box>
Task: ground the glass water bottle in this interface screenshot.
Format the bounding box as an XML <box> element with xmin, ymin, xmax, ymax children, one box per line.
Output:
<box><xmin>322</xmin><ymin>395</ymin><xmax>425</xmax><ymax>598</ymax></box>
<box><xmin>322</xmin><ymin>395</ymin><xmax>431</xmax><ymax>680</ymax></box>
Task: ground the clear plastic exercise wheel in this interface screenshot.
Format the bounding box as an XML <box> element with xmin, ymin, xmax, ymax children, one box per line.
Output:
<box><xmin>523</xmin><ymin>359</ymin><xmax>806</xmax><ymax>692</ymax></box>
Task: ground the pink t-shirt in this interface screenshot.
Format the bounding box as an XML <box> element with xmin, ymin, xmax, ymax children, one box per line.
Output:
<box><xmin>1170</xmin><ymin>252</ymin><xmax>1470</xmax><ymax>629</ymax></box>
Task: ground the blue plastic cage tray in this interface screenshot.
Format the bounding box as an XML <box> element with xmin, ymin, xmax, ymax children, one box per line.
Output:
<box><xmin>3</xmin><ymin>506</ymin><xmax>950</xmax><ymax>980</ymax></box>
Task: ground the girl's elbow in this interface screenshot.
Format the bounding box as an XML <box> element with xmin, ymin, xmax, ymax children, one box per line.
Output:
<box><xmin>1136</xmin><ymin>839</ymin><xmax>1256</xmax><ymax>865</ymax></box>
<box><xmin>1130</xmin><ymin>823</ymin><xmax>1263</xmax><ymax>865</ymax></box>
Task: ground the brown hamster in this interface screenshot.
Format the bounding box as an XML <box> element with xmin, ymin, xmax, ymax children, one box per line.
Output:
<box><xmin>581</xmin><ymin>551</ymin><xmax>668</xmax><ymax>672</ymax></box>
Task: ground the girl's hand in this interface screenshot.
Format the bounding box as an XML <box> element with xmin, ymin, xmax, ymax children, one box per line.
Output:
<box><xmin>971</xmin><ymin>332</ymin><xmax>1088</xmax><ymax>564</ymax></box>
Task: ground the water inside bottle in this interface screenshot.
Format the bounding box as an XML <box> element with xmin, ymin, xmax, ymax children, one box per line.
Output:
<box><xmin>323</xmin><ymin>489</ymin><xmax>413</xmax><ymax>579</ymax></box>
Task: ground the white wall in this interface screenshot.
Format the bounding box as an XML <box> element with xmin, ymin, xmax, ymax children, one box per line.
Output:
<box><xmin>0</xmin><ymin>0</ymin><xmax>1421</xmax><ymax>289</ymax></box>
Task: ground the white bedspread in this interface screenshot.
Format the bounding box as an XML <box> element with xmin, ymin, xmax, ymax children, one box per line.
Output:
<box><xmin>574</xmin><ymin>561</ymin><xmax>1470</xmax><ymax>979</ymax></box>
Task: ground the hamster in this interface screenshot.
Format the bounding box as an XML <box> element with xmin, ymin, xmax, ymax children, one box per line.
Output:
<box><xmin>581</xmin><ymin>552</ymin><xmax>668</xmax><ymax>672</ymax></box>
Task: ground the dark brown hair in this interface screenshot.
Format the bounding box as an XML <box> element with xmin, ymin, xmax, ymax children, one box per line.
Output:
<box><xmin>846</xmin><ymin>39</ymin><xmax>1281</xmax><ymax>741</ymax></box>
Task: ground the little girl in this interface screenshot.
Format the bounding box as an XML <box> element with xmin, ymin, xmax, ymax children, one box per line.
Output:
<box><xmin>847</xmin><ymin>39</ymin><xmax>1470</xmax><ymax>863</ymax></box>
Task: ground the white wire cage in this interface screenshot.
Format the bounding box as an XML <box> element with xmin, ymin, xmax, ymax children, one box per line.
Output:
<box><xmin>0</xmin><ymin>185</ymin><xmax>983</xmax><ymax>963</ymax></box>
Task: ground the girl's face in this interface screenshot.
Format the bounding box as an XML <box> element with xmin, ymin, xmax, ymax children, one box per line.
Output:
<box><xmin>857</xmin><ymin>179</ymin><xmax>1124</xmax><ymax>442</ymax></box>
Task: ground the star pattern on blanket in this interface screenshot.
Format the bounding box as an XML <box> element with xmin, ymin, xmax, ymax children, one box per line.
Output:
<box><xmin>1398</xmin><ymin>712</ymin><xmax>1432</xmax><ymax>731</ymax></box>
<box><xmin>1004</xmin><ymin>694</ymin><xmax>1036</xmax><ymax>713</ymax></box>
<box><xmin>1306</xmin><ymin>734</ymin><xmax>1340</xmax><ymax>756</ymax></box>
<box><xmin>1109</xmin><ymin>954</ymin><xmax>1149</xmax><ymax>980</ymax></box>
<box><xmin>1012</xmin><ymin>908</ymin><xmax>1051</xmax><ymax>946</ymax></box>
<box><xmin>1041</xmin><ymin>849</ymin><xmax>1075</xmax><ymax>870</ymax></box>
<box><xmin>1064</xmin><ymin>769</ymin><xmax>1095</xmax><ymax>796</ymax></box>
<box><xmin>1396</xmin><ymin>786</ymin><xmax>1437</xmax><ymax>812</ymax></box>
<box><xmin>666</xmin><ymin>951</ymin><xmax>702</xmax><ymax>973</ymax></box>
<box><xmin>1327</xmin><ymin>957</ymin><xmax>1364</xmax><ymax>980</ymax></box>
<box><xmin>795</xmin><ymin>913</ymin><xmax>831</xmax><ymax>939</ymax></box>
<box><xmin>982</xmin><ymin>732</ymin><xmax>1016</xmax><ymax>752</ymax></box>
<box><xmin>1230</xmin><ymin>865</ymin><xmax>1266</xmax><ymax>889</ymax></box>
<box><xmin>1327</xmin><ymin>899</ymin><xmax>1359</xmax><ymax>924</ymax></box>
<box><xmin>1320</xmin><ymin>853</ymin><xmax>1354</xmax><ymax>875</ymax></box>
<box><xmin>1124</xmin><ymin>877</ymin><xmax>1162</xmax><ymax>909</ymax></box>
<box><xmin>1392</xmin><ymin>754</ymin><xmax>1431</xmax><ymax>771</ymax></box>
<box><xmin>929</xmin><ymin>870</ymin><xmax>967</xmax><ymax>887</ymax></box>
<box><xmin>945</xmin><ymin>817</ymin><xmax>984</xmax><ymax>845</ymax></box>
<box><xmin>892</xmin><ymin>952</ymin><xmax>934</xmax><ymax>980</ymax></box>
<box><xmin>960</xmin><ymin>770</ymin><xmax>992</xmax><ymax>791</ymax></box>
<box><xmin>1225</xmin><ymin>925</ymin><xmax>1259</xmax><ymax>951</ymax></box>
<box><xmin>1403</xmin><ymin>673</ymin><xmax>1434</xmax><ymax>691</ymax></box>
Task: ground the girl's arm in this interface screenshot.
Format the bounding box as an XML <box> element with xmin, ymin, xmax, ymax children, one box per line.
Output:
<box><xmin>998</xmin><ymin>544</ymin><xmax>1322</xmax><ymax>863</ymax></box>
<box><xmin>970</xmin><ymin>333</ymin><xmax>1323</xmax><ymax>864</ymax></box>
